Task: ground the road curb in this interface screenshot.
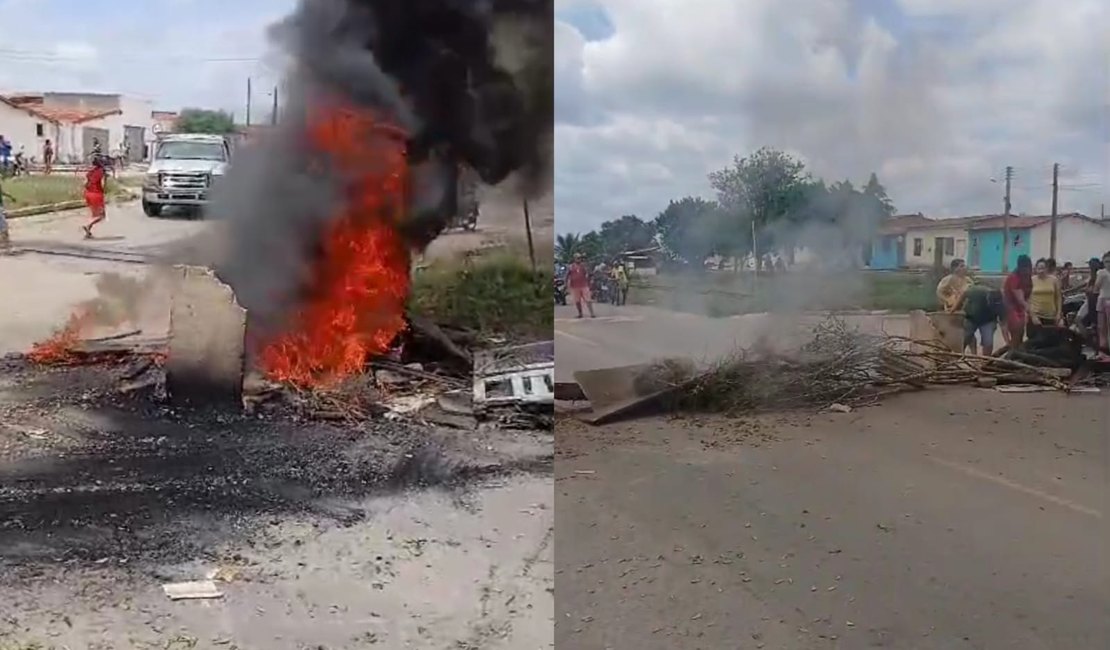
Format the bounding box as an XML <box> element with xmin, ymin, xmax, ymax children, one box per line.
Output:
<box><xmin>6</xmin><ymin>193</ymin><xmax>139</xmax><ymax>219</ymax></box>
<box><xmin>6</xmin><ymin>200</ymin><xmax>85</xmax><ymax>218</ymax></box>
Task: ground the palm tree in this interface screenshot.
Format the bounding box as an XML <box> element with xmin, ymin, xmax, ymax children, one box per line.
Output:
<box><xmin>555</xmin><ymin>233</ymin><xmax>582</xmax><ymax>263</ymax></box>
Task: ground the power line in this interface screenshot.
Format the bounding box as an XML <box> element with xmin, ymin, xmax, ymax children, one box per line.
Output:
<box><xmin>0</xmin><ymin>47</ymin><xmax>267</xmax><ymax>64</ymax></box>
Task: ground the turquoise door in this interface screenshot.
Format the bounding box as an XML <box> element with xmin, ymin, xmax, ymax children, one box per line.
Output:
<box><xmin>977</xmin><ymin>228</ymin><xmax>1031</xmax><ymax>273</ymax></box>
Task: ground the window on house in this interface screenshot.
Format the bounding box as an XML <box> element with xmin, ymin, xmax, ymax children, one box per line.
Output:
<box><xmin>35</xmin><ymin>123</ymin><xmax>44</xmax><ymax>137</ymax></box>
<box><xmin>913</xmin><ymin>238</ymin><xmax>923</xmax><ymax>256</ymax></box>
<box><xmin>943</xmin><ymin>237</ymin><xmax>955</xmax><ymax>255</ymax></box>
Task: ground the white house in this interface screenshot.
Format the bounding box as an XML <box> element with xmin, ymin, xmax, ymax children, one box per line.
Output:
<box><xmin>901</xmin><ymin>216</ymin><xmax>981</xmax><ymax>269</ymax></box>
<box><xmin>968</xmin><ymin>213</ymin><xmax>1110</xmax><ymax>273</ymax></box>
<box><xmin>0</xmin><ymin>92</ymin><xmax>157</xmax><ymax>163</ymax></box>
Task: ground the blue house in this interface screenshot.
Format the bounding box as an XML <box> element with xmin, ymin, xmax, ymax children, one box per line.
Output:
<box><xmin>968</xmin><ymin>213</ymin><xmax>1107</xmax><ymax>273</ymax></box>
<box><xmin>869</xmin><ymin>214</ymin><xmax>931</xmax><ymax>270</ymax></box>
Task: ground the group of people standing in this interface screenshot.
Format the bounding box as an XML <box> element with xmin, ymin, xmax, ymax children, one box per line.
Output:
<box><xmin>937</xmin><ymin>253</ymin><xmax>1110</xmax><ymax>359</ymax></box>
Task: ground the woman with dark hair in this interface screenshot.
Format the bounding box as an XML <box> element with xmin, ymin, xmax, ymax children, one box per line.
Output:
<box><xmin>82</xmin><ymin>156</ymin><xmax>107</xmax><ymax>239</ymax></box>
<box><xmin>1028</xmin><ymin>257</ymin><xmax>1063</xmax><ymax>328</ymax></box>
<box><xmin>1002</xmin><ymin>254</ymin><xmax>1034</xmax><ymax>345</ymax></box>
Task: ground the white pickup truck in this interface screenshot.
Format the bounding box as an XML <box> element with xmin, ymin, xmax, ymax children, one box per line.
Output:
<box><xmin>142</xmin><ymin>133</ymin><xmax>230</xmax><ymax>217</ymax></box>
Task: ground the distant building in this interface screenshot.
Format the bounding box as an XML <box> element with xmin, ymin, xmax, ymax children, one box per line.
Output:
<box><xmin>0</xmin><ymin>91</ymin><xmax>157</xmax><ymax>163</ymax></box>
<box><xmin>151</xmin><ymin>110</ymin><xmax>179</xmax><ymax>135</ymax></box>
<box><xmin>968</xmin><ymin>213</ymin><xmax>1107</xmax><ymax>273</ymax></box>
<box><xmin>870</xmin><ymin>214</ymin><xmax>931</xmax><ymax>270</ymax></box>
<box><xmin>870</xmin><ymin>212</ymin><xmax>1110</xmax><ymax>273</ymax></box>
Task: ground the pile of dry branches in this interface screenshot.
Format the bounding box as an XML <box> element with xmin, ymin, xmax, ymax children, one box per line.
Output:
<box><xmin>653</xmin><ymin>318</ymin><xmax>1071</xmax><ymax>416</ymax></box>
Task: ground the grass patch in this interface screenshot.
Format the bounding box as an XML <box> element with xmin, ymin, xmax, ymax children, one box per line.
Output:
<box><xmin>629</xmin><ymin>270</ymin><xmax>968</xmax><ymax>315</ymax></box>
<box><xmin>411</xmin><ymin>252</ymin><xmax>552</xmax><ymax>341</ymax></box>
<box><xmin>1</xmin><ymin>174</ymin><xmax>131</xmax><ymax>209</ymax></box>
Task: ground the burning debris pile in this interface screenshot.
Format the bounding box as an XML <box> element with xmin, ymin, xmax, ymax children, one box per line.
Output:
<box><xmin>213</xmin><ymin>0</ymin><xmax>553</xmax><ymax>389</ymax></box>
<box><xmin>17</xmin><ymin>0</ymin><xmax>554</xmax><ymax>430</ymax></box>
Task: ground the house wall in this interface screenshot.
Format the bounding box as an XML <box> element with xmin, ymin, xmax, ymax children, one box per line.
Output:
<box><xmin>44</xmin><ymin>94</ymin><xmax>155</xmax><ymax>160</ymax></box>
<box><xmin>869</xmin><ymin>235</ymin><xmax>902</xmax><ymax>269</ymax></box>
<box><xmin>1027</xmin><ymin>218</ymin><xmax>1110</xmax><ymax>265</ymax></box>
<box><xmin>0</xmin><ymin>102</ymin><xmax>61</xmax><ymax>163</ymax></box>
<box><xmin>903</xmin><ymin>227</ymin><xmax>969</xmax><ymax>268</ymax></box>
<box><xmin>970</xmin><ymin>228</ymin><xmax>1032</xmax><ymax>273</ymax></box>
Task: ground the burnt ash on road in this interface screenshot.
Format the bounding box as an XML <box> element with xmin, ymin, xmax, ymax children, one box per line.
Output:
<box><xmin>0</xmin><ymin>354</ymin><xmax>551</xmax><ymax>571</ymax></box>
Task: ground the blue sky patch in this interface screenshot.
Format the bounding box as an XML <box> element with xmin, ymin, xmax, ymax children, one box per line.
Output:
<box><xmin>556</xmin><ymin>3</ymin><xmax>615</xmax><ymax>42</ymax></box>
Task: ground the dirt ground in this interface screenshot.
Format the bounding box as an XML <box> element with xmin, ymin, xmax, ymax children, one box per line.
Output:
<box><xmin>0</xmin><ymin>186</ymin><xmax>554</xmax><ymax>648</ymax></box>
<box><xmin>555</xmin><ymin>388</ymin><xmax>1108</xmax><ymax>649</ymax></box>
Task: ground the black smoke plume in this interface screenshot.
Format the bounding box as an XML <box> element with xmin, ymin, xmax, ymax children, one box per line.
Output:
<box><xmin>208</xmin><ymin>0</ymin><xmax>553</xmax><ymax>336</ymax></box>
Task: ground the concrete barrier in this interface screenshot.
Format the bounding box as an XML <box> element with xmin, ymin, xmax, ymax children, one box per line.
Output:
<box><xmin>166</xmin><ymin>265</ymin><xmax>247</xmax><ymax>406</ymax></box>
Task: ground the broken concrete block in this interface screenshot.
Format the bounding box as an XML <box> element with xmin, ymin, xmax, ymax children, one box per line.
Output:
<box><xmin>166</xmin><ymin>265</ymin><xmax>246</xmax><ymax>406</ymax></box>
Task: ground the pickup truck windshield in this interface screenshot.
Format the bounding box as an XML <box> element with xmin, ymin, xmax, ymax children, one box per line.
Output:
<box><xmin>156</xmin><ymin>141</ymin><xmax>226</xmax><ymax>161</ymax></box>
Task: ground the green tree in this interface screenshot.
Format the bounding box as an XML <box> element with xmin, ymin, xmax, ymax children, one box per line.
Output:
<box><xmin>653</xmin><ymin>197</ymin><xmax>721</xmax><ymax>265</ymax></box>
<box><xmin>175</xmin><ymin>108</ymin><xmax>237</xmax><ymax>134</ymax></box>
<box><xmin>597</xmin><ymin>214</ymin><xmax>655</xmax><ymax>258</ymax></box>
<box><xmin>555</xmin><ymin>233</ymin><xmax>583</xmax><ymax>263</ymax></box>
<box><xmin>708</xmin><ymin>147</ymin><xmax>811</xmax><ymax>264</ymax></box>
<box><xmin>579</xmin><ymin>231</ymin><xmax>604</xmax><ymax>260</ymax></box>
<box><xmin>863</xmin><ymin>172</ymin><xmax>896</xmax><ymax>219</ymax></box>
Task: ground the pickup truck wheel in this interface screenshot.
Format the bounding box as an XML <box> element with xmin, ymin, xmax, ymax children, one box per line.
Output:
<box><xmin>142</xmin><ymin>200</ymin><xmax>162</xmax><ymax>217</ymax></box>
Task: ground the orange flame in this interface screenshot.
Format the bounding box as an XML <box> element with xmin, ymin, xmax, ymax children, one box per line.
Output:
<box><xmin>257</xmin><ymin>103</ymin><xmax>412</xmax><ymax>387</ymax></box>
<box><xmin>27</xmin><ymin>310</ymin><xmax>93</xmax><ymax>365</ymax></box>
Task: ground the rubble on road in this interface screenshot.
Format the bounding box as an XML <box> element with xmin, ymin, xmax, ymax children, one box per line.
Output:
<box><xmin>15</xmin><ymin>264</ymin><xmax>552</xmax><ymax>433</ymax></box>
<box><xmin>563</xmin><ymin>316</ymin><xmax>1105</xmax><ymax>425</ymax></box>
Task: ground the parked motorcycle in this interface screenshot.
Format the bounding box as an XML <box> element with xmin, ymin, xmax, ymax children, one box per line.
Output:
<box><xmin>554</xmin><ymin>277</ymin><xmax>567</xmax><ymax>305</ymax></box>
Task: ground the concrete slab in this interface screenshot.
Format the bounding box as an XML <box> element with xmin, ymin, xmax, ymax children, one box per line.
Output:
<box><xmin>166</xmin><ymin>265</ymin><xmax>246</xmax><ymax>406</ymax></box>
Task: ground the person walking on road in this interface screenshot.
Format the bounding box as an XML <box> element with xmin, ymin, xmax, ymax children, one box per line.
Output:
<box><xmin>42</xmin><ymin>139</ymin><xmax>54</xmax><ymax>174</ymax></box>
<box><xmin>82</xmin><ymin>156</ymin><xmax>107</xmax><ymax>239</ymax></box>
<box><xmin>612</xmin><ymin>262</ymin><xmax>629</xmax><ymax>306</ymax></box>
<box><xmin>567</xmin><ymin>253</ymin><xmax>595</xmax><ymax>318</ymax></box>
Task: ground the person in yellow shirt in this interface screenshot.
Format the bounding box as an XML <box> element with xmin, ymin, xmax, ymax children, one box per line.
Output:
<box><xmin>1028</xmin><ymin>257</ymin><xmax>1063</xmax><ymax>327</ymax></box>
<box><xmin>936</xmin><ymin>259</ymin><xmax>973</xmax><ymax>312</ymax></box>
<box><xmin>611</xmin><ymin>262</ymin><xmax>629</xmax><ymax>305</ymax></box>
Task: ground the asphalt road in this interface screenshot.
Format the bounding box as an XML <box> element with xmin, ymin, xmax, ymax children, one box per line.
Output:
<box><xmin>0</xmin><ymin>194</ymin><xmax>555</xmax><ymax>648</ymax></box>
<box><xmin>555</xmin><ymin>303</ymin><xmax>1108</xmax><ymax>649</ymax></box>
<box><xmin>554</xmin><ymin>302</ymin><xmax>910</xmax><ymax>381</ymax></box>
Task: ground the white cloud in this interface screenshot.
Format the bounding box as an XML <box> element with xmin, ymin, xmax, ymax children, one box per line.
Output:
<box><xmin>555</xmin><ymin>0</ymin><xmax>1109</xmax><ymax>235</ymax></box>
<box><xmin>0</xmin><ymin>0</ymin><xmax>296</xmax><ymax>114</ymax></box>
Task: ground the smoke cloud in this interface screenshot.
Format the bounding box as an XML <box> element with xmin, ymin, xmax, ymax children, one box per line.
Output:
<box><xmin>209</xmin><ymin>0</ymin><xmax>553</xmax><ymax>335</ymax></box>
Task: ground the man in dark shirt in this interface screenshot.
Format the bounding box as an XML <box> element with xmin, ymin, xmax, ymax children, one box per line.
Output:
<box><xmin>959</xmin><ymin>284</ymin><xmax>1003</xmax><ymax>355</ymax></box>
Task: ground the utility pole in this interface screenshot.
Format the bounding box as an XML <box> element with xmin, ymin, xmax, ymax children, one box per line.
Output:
<box><xmin>1002</xmin><ymin>166</ymin><xmax>1013</xmax><ymax>272</ymax></box>
<box><xmin>1049</xmin><ymin>163</ymin><xmax>1059</xmax><ymax>259</ymax></box>
<box><xmin>751</xmin><ymin>219</ymin><xmax>758</xmax><ymax>278</ymax></box>
<box><xmin>246</xmin><ymin>77</ymin><xmax>252</xmax><ymax>126</ymax></box>
<box><xmin>523</xmin><ymin>199</ymin><xmax>536</xmax><ymax>274</ymax></box>
<box><xmin>271</xmin><ymin>86</ymin><xmax>279</xmax><ymax>125</ymax></box>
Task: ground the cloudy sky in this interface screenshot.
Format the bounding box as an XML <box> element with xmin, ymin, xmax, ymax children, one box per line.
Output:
<box><xmin>0</xmin><ymin>0</ymin><xmax>296</xmax><ymax>118</ymax></box>
<box><xmin>555</xmin><ymin>0</ymin><xmax>1108</xmax><ymax>235</ymax></box>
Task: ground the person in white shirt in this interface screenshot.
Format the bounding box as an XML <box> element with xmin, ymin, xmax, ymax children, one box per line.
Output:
<box><xmin>1093</xmin><ymin>253</ymin><xmax>1110</xmax><ymax>357</ymax></box>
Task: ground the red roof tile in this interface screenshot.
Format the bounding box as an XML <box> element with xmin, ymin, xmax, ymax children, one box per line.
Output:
<box><xmin>0</xmin><ymin>95</ymin><xmax>121</xmax><ymax>124</ymax></box>
<box><xmin>877</xmin><ymin>213</ymin><xmax>932</xmax><ymax>234</ymax></box>
<box><xmin>968</xmin><ymin>213</ymin><xmax>1092</xmax><ymax>230</ymax></box>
